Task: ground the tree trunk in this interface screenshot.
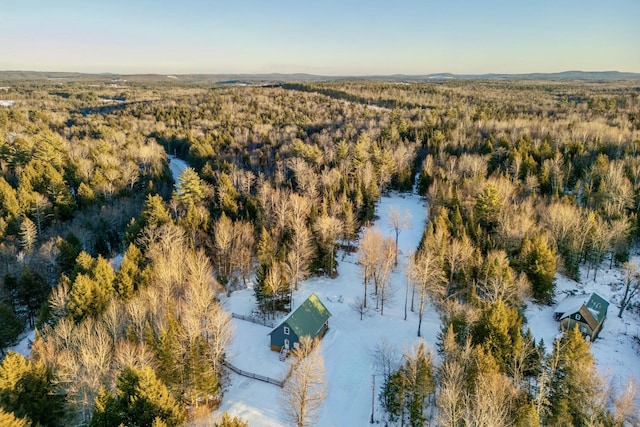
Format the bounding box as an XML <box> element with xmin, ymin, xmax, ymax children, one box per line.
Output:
<box><xmin>411</xmin><ymin>281</ymin><xmax>416</xmax><ymax>312</ymax></box>
<box><xmin>395</xmin><ymin>230</ymin><xmax>400</xmax><ymax>267</ymax></box>
<box><xmin>363</xmin><ymin>274</ymin><xmax>368</xmax><ymax>309</ymax></box>
<box><xmin>417</xmin><ymin>289</ymin><xmax>425</xmax><ymax>337</ymax></box>
<box><xmin>404</xmin><ymin>275</ymin><xmax>409</xmax><ymax>321</ymax></box>
<box><xmin>618</xmin><ymin>284</ymin><xmax>630</xmax><ymax>318</ymax></box>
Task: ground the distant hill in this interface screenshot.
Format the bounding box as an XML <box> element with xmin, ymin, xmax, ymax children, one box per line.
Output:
<box><xmin>451</xmin><ymin>71</ymin><xmax>640</xmax><ymax>81</ymax></box>
<box><xmin>0</xmin><ymin>70</ymin><xmax>638</xmax><ymax>83</ymax></box>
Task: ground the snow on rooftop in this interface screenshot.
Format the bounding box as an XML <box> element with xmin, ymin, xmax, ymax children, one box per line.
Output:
<box><xmin>554</xmin><ymin>293</ymin><xmax>589</xmax><ymax>316</ymax></box>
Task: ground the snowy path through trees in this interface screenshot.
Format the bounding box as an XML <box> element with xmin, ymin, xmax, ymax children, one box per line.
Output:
<box><xmin>168</xmin><ymin>155</ymin><xmax>188</xmax><ymax>186</ymax></box>
<box><xmin>192</xmin><ymin>190</ymin><xmax>432</xmax><ymax>426</ymax></box>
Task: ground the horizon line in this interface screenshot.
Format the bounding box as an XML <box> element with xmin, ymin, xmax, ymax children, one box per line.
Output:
<box><xmin>1</xmin><ymin>69</ymin><xmax>640</xmax><ymax>78</ymax></box>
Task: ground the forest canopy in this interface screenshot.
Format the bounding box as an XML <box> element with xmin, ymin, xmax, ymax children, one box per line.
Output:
<box><xmin>0</xmin><ymin>76</ymin><xmax>639</xmax><ymax>425</ymax></box>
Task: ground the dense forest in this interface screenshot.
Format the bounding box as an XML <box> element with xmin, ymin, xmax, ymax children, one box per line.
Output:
<box><xmin>0</xmin><ymin>76</ymin><xmax>639</xmax><ymax>426</ymax></box>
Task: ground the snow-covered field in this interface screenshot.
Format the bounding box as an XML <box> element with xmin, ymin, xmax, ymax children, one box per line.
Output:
<box><xmin>194</xmin><ymin>187</ymin><xmax>640</xmax><ymax>426</ymax></box>
<box><xmin>191</xmin><ymin>192</ymin><xmax>437</xmax><ymax>426</ymax></box>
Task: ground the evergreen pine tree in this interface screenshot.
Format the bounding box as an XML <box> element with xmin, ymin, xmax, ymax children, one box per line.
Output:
<box><xmin>0</xmin><ymin>407</ymin><xmax>31</xmax><ymax>427</ymax></box>
<box><xmin>0</xmin><ymin>303</ymin><xmax>23</xmax><ymax>352</ymax></box>
<box><xmin>215</xmin><ymin>412</ymin><xmax>249</xmax><ymax>427</ymax></box>
<box><xmin>547</xmin><ymin>326</ymin><xmax>604</xmax><ymax>426</ymax></box>
<box><xmin>115</xmin><ymin>243</ymin><xmax>145</xmax><ymax>299</ymax></box>
<box><xmin>156</xmin><ymin>310</ymin><xmax>184</xmax><ymax>394</ymax></box>
<box><xmin>519</xmin><ymin>234</ymin><xmax>556</xmax><ymax>304</ymax></box>
<box><xmin>116</xmin><ymin>366</ymin><xmax>186</xmax><ymax>427</ymax></box>
<box><xmin>141</xmin><ymin>194</ymin><xmax>172</xmax><ymax>228</ymax></box>
<box><xmin>475</xmin><ymin>183</ymin><xmax>502</xmax><ymax>233</ymax></box>
<box><xmin>472</xmin><ymin>299</ymin><xmax>524</xmax><ymax>373</ymax></box>
<box><xmin>17</xmin><ymin>267</ymin><xmax>48</xmax><ymax>328</ymax></box>
<box><xmin>56</xmin><ymin>232</ymin><xmax>83</xmax><ymax>276</ymax></box>
<box><xmin>90</xmin><ymin>386</ymin><xmax>120</xmax><ymax>427</ymax></box>
<box><xmin>0</xmin><ymin>353</ymin><xmax>64</xmax><ymax>426</ymax></box>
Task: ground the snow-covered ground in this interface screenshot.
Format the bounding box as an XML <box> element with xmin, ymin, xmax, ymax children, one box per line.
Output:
<box><xmin>169</xmin><ymin>155</ymin><xmax>188</xmax><ymax>185</ymax></box>
<box><xmin>191</xmin><ymin>192</ymin><xmax>434</xmax><ymax>426</ymax></box>
<box><xmin>525</xmin><ymin>265</ymin><xmax>640</xmax><ymax>398</ymax></box>
<box><xmin>8</xmin><ymin>329</ymin><xmax>35</xmax><ymax>357</ymax></box>
<box><xmin>194</xmin><ymin>187</ymin><xmax>640</xmax><ymax>426</ymax></box>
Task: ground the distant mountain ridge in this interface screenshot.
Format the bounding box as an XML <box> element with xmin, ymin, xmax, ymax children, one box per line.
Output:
<box><xmin>0</xmin><ymin>70</ymin><xmax>639</xmax><ymax>82</ymax></box>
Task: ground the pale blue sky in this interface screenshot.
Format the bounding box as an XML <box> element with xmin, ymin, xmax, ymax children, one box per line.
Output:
<box><xmin>1</xmin><ymin>0</ymin><xmax>638</xmax><ymax>75</ymax></box>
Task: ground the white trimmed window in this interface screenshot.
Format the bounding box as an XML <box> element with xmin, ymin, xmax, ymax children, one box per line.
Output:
<box><xmin>575</xmin><ymin>313</ymin><xmax>581</xmax><ymax>321</ymax></box>
<box><xmin>284</xmin><ymin>326</ymin><xmax>290</xmax><ymax>335</ymax></box>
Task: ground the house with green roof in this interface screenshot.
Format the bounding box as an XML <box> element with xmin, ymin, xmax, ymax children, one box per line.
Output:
<box><xmin>554</xmin><ymin>292</ymin><xmax>609</xmax><ymax>340</ymax></box>
<box><xmin>269</xmin><ymin>293</ymin><xmax>331</xmax><ymax>354</ymax></box>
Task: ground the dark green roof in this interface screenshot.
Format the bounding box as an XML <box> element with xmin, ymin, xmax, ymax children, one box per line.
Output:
<box><xmin>586</xmin><ymin>293</ymin><xmax>609</xmax><ymax>323</ymax></box>
<box><xmin>280</xmin><ymin>293</ymin><xmax>331</xmax><ymax>338</ymax></box>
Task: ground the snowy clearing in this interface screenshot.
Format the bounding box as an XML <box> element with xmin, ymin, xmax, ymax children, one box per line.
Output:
<box><xmin>169</xmin><ymin>155</ymin><xmax>189</xmax><ymax>185</ymax></box>
<box><xmin>193</xmin><ymin>188</ymin><xmax>640</xmax><ymax>426</ymax></box>
<box><xmin>191</xmin><ymin>191</ymin><xmax>436</xmax><ymax>426</ymax></box>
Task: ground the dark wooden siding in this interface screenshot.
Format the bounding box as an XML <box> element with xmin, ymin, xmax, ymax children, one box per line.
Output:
<box><xmin>270</xmin><ymin>321</ymin><xmax>300</xmax><ymax>351</ymax></box>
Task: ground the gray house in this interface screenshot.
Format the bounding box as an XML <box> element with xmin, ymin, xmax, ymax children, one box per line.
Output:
<box><xmin>269</xmin><ymin>293</ymin><xmax>331</xmax><ymax>354</ymax></box>
<box><xmin>554</xmin><ymin>292</ymin><xmax>609</xmax><ymax>340</ymax></box>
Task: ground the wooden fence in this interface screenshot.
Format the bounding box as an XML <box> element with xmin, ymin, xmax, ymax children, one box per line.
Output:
<box><xmin>223</xmin><ymin>361</ymin><xmax>284</xmax><ymax>387</ymax></box>
<box><xmin>231</xmin><ymin>312</ymin><xmax>275</xmax><ymax>328</ymax></box>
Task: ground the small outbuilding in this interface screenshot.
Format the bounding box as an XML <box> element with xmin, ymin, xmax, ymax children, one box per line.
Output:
<box><xmin>269</xmin><ymin>293</ymin><xmax>331</xmax><ymax>354</ymax></box>
<box><xmin>554</xmin><ymin>292</ymin><xmax>609</xmax><ymax>340</ymax></box>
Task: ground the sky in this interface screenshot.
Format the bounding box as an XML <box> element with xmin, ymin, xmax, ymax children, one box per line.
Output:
<box><xmin>1</xmin><ymin>0</ymin><xmax>638</xmax><ymax>75</ymax></box>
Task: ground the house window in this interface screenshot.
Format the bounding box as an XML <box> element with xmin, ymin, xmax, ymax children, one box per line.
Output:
<box><xmin>575</xmin><ymin>313</ymin><xmax>581</xmax><ymax>321</ymax></box>
<box><xmin>284</xmin><ymin>326</ymin><xmax>290</xmax><ymax>335</ymax></box>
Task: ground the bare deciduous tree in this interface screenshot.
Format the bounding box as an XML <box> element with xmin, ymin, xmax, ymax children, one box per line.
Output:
<box><xmin>358</xmin><ymin>228</ymin><xmax>379</xmax><ymax>309</ymax></box>
<box><xmin>314</xmin><ymin>214</ymin><xmax>342</xmax><ymax>277</ymax></box>
<box><xmin>618</xmin><ymin>261</ymin><xmax>640</xmax><ymax>318</ymax></box>
<box><xmin>612</xmin><ymin>377</ymin><xmax>639</xmax><ymax>426</ymax></box>
<box><xmin>374</xmin><ymin>237</ymin><xmax>396</xmax><ymax>316</ymax></box>
<box><xmin>444</xmin><ymin>235</ymin><xmax>474</xmax><ymax>295</ymax></box>
<box><xmin>350</xmin><ymin>296</ymin><xmax>370</xmax><ymax>320</ymax></box>
<box><xmin>213</xmin><ymin>213</ymin><xmax>234</xmax><ymax>281</ymax></box>
<box><xmin>413</xmin><ymin>248</ymin><xmax>446</xmax><ymax>337</ymax></box>
<box><xmin>286</xmin><ymin>222</ymin><xmax>314</xmax><ymax>291</ymax></box>
<box><xmin>387</xmin><ymin>206</ymin><xmax>412</xmax><ymax>266</ymax></box>
<box><xmin>281</xmin><ymin>336</ymin><xmax>327</xmax><ymax>427</ymax></box>
<box><xmin>372</xmin><ymin>338</ymin><xmax>400</xmax><ymax>385</ymax></box>
<box><xmin>463</xmin><ymin>371</ymin><xmax>517</xmax><ymax>427</ymax></box>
